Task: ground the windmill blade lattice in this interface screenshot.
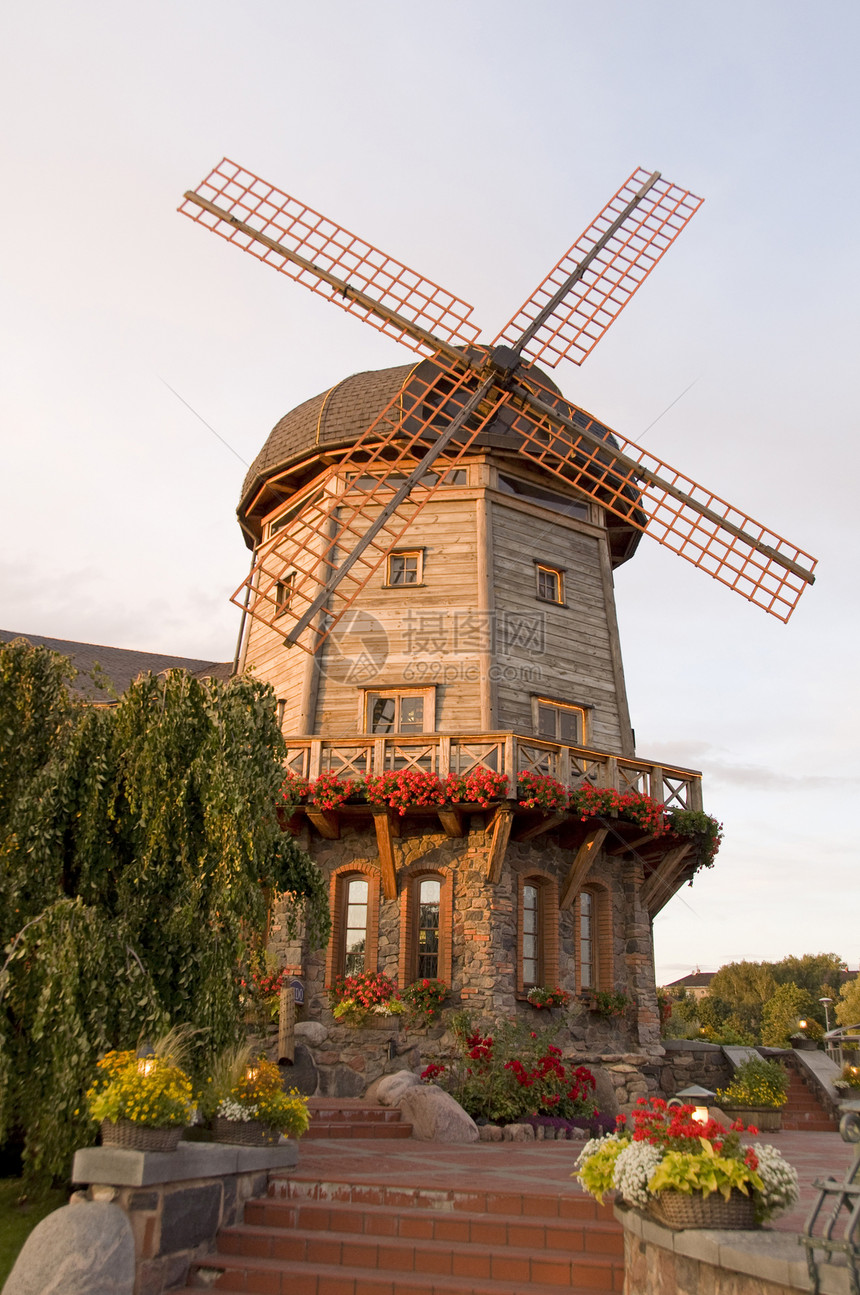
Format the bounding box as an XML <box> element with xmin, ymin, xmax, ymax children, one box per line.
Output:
<box><xmin>507</xmin><ymin>372</ymin><xmax>817</xmax><ymax>621</ymax></box>
<box><xmin>180</xmin><ymin>159</ymin><xmax>481</xmax><ymax>356</ymax></box>
<box><xmin>495</xmin><ymin>168</ymin><xmax>703</xmax><ymax>368</ymax></box>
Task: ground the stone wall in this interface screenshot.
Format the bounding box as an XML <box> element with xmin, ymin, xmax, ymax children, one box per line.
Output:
<box><xmin>268</xmin><ymin>812</ymin><xmax>664</xmax><ymax>1095</ymax></box>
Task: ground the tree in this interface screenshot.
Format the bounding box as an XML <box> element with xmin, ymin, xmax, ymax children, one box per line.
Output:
<box><xmin>0</xmin><ymin>639</ymin><xmax>329</xmax><ymax>1186</ymax></box>
<box><xmin>836</xmin><ymin>978</ymin><xmax>860</xmax><ymax>1028</ymax></box>
<box><xmin>707</xmin><ymin>962</ymin><xmax>777</xmax><ymax>1041</ymax></box>
<box><xmin>760</xmin><ymin>983</ymin><xmax>819</xmax><ymax>1048</ymax></box>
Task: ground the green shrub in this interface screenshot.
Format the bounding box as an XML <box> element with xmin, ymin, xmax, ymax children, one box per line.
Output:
<box><xmin>716</xmin><ymin>1056</ymin><xmax>789</xmax><ymax>1109</ymax></box>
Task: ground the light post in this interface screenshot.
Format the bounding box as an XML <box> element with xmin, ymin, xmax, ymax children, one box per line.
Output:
<box><xmin>820</xmin><ymin>997</ymin><xmax>833</xmax><ymax>1033</ymax></box>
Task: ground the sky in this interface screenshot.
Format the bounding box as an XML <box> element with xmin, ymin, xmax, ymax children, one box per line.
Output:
<box><xmin>1</xmin><ymin>0</ymin><xmax>857</xmax><ymax>983</ymax></box>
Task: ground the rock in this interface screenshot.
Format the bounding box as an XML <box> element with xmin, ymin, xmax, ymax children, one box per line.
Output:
<box><xmin>479</xmin><ymin>1124</ymin><xmax>495</xmax><ymax>1141</ymax></box>
<box><xmin>4</xmin><ymin>1201</ymin><xmax>134</xmax><ymax>1295</ymax></box>
<box><xmin>318</xmin><ymin>1065</ymin><xmax>365</xmax><ymax>1097</ymax></box>
<box><xmin>282</xmin><ymin>1043</ymin><xmax>318</xmax><ymax>1096</ymax></box>
<box><xmin>373</xmin><ymin>1070</ymin><xmax>422</xmax><ymax>1107</ymax></box>
<box><xmin>294</xmin><ymin>1021</ymin><xmax>328</xmax><ymax>1046</ymax></box>
<box><xmin>502</xmin><ymin>1123</ymin><xmax>534</xmax><ymax>1141</ymax></box>
<box><xmin>589</xmin><ymin>1066</ymin><xmax>619</xmax><ymax>1117</ymax></box>
<box><xmin>398</xmin><ymin>1085</ymin><xmax>479</xmax><ymax>1143</ymax></box>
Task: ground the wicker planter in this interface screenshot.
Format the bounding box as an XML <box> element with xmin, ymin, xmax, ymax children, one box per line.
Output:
<box><xmin>100</xmin><ymin>1120</ymin><xmax>183</xmax><ymax>1153</ymax></box>
<box><xmin>648</xmin><ymin>1188</ymin><xmax>756</xmax><ymax>1230</ymax></box>
<box><xmin>719</xmin><ymin>1104</ymin><xmax>783</xmax><ymax>1132</ymax></box>
<box><xmin>211</xmin><ymin>1117</ymin><xmax>280</xmax><ymax>1146</ymax></box>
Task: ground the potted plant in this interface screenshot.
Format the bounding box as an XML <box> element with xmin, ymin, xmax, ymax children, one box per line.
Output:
<box><xmin>791</xmin><ymin>1017</ymin><xmax>824</xmax><ymax>1050</ymax></box>
<box><xmin>403</xmin><ymin>978</ymin><xmax>448</xmax><ymax>1026</ymax></box>
<box><xmin>204</xmin><ymin>1047</ymin><xmax>309</xmax><ymax>1145</ymax></box>
<box><xmin>526</xmin><ymin>986</ymin><xmax>571</xmax><ymax>1010</ymax></box>
<box><xmin>591</xmin><ymin>990</ymin><xmax>631</xmax><ymax>1019</ymax></box>
<box><xmin>834</xmin><ymin>1062</ymin><xmax>860</xmax><ymax>1094</ymax></box>
<box><xmin>575</xmin><ymin>1096</ymin><xmax>799</xmax><ymax>1230</ymax></box>
<box><xmin>329</xmin><ymin>970</ymin><xmax>405</xmax><ymax>1026</ymax></box>
<box><xmin>715</xmin><ymin>1056</ymin><xmax>789</xmax><ymax>1131</ymax></box>
<box><xmin>87</xmin><ymin>1030</ymin><xmax>196</xmax><ymax>1152</ymax></box>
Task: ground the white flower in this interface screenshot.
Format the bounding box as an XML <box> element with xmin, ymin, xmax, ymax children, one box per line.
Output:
<box><xmin>217</xmin><ymin>1098</ymin><xmax>258</xmax><ymax>1123</ymax></box>
<box><xmin>575</xmin><ymin>1132</ymin><xmax>622</xmax><ymax>1169</ymax></box>
<box><xmin>612</xmin><ymin>1140</ymin><xmax>662</xmax><ymax>1208</ymax></box>
<box><xmin>752</xmin><ymin>1143</ymin><xmax>799</xmax><ymax>1221</ymax></box>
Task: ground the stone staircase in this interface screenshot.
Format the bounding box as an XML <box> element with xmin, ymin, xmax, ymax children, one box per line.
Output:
<box><xmin>190</xmin><ymin>1173</ymin><xmax>624</xmax><ymax>1293</ymax></box>
<box><xmin>781</xmin><ymin>1065</ymin><xmax>839</xmax><ymax>1132</ymax></box>
<box><xmin>304</xmin><ymin>1098</ymin><xmax>413</xmax><ymax>1141</ymax></box>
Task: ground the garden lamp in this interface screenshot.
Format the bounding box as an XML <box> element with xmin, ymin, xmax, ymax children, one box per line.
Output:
<box><xmin>669</xmin><ymin>1084</ymin><xmax>715</xmax><ymax>1124</ymax></box>
<box><xmin>136</xmin><ymin>1042</ymin><xmax>156</xmax><ymax>1077</ymax></box>
<box><xmin>819</xmin><ymin>998</ymin><xmax>833</xmax><ymax>1032</ymax></box>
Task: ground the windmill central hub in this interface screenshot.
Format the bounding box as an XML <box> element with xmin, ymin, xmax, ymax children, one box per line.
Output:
<box><xmin>488</xmin><ymin>344</ymin><xmax>522</xmax><ymax>376</ymax></box>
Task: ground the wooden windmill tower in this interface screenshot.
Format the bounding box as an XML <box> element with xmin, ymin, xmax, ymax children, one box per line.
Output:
<box><xmin>178</xmin><ymin>161</ymin><xmax>818</xmax><ymax>1062</ymax></box>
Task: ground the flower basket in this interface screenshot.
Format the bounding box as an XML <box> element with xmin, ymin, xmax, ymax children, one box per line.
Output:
<box><xmin>100</xmin><ymin>1119</ymin><xmax>183</xmax><ymax>1153</ymax></box>
<box><xmin>648</xmin><ymin>1188</ymin><xmax>756</xmax><ymax>1230</ymax></box>
<box><xmin>720</xmin><ymin>1104</ymin><xmax>782</xmax><ymax>1132</ymax></box>
<box><xmin>211</xmin><ymin>1117</ymin><xmax>280</xmax><ymax>1146</ymax></box>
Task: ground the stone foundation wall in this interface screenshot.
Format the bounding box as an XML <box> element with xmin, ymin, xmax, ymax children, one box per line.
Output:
<box><xmin>268</xmin><ymin>815</ymin><xmax>664</xmax><ymax>1086</ymax></box>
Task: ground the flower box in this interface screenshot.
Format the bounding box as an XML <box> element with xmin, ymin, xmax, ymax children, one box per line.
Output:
<box><xmin>100</xmin><ymin>1120</ymin><xmax>183</xmax><ymax>1153</ymax></box>
<box><xmin>211</xmin><ymin>1117</ymin><xmax>280</xmax><ymax>1146</ymax></box>
<box><xmin>648</xmin><ymin>1188</ymin><xmax>756</xmax><ymax>1230</ymax></box>
<box><xmin>719</xmin><ymin>1104</ymin><xmax>782</xmax><ymax>1132</ymax></box>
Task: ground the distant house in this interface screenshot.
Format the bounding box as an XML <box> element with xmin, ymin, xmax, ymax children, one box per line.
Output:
<box><xmin>662</xmin><ymin>970</ymin><xmax>715</xmax><ymax>1001</ymax></box>
<box><xmin>0</xmin><ymin>630</ymin><xmax>231</xmax><ymax>704</ymax></box>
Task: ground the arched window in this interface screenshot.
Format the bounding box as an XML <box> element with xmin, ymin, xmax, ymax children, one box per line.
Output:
<box><xmin>399</xmin><ymin>870</ymin><xmax>452</xmax><ymax>988</ymax></box>
<box><xmin>576</xmin><ymin>885</ymin><xmax>612</xmax><ymax>992</ymax></box>
<box><xmin>517</xmin><ymin>873</ymin><xmax>559</xmax><ymax>996</ymax></box>
<box><xmin>325</xmin><ymin>866</ymin><xmax>380</xmax><ymax>988</ymax></box>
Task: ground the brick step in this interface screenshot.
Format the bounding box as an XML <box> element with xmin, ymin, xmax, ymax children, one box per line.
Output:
<box><xmin>269</xmin><ymin>1176</ymin><xmax>609</xmax><ymax>1223</ymax></box>
<box><xmin>780</xmin><ymin>1070</ymin><xmax>839</xmax><ymax>1131</ymax></box>
<box><xmin>197</xmin><ymin>1250</ymin><xmax>622</xmax><ymax>1294</ymax></box>
<box><xmin>304</xmin><ymin>1122</ymin><xmax>413</xmax><ymax>1140</ymax></box>
<box><xmin>307</xmin><ymin>1105</ymin><xmax>405</xmax><ymax>1123</ymax></box>
<box><xmin>241</xmin><ymin>1199</ymin><xmax>622</xmax><ymax>1252</ymax></box>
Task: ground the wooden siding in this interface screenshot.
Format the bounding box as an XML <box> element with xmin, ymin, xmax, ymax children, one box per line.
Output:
<box><xmin>490</xmin><ymin>499</ymin><xmax>627</xmax><ymax>753</ymax></box>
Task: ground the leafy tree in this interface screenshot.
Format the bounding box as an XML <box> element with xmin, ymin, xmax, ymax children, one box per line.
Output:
<box><xmin>708</xmin><ymin>962</ymin><xmax>777</xmax><ymax>1040</ymax></box>
<box><xmin>769</xmin><ymin>953</ymin><xmax>846</xmax><ymax>998</ymax></box>
<box><xmin>835</xmin><ymin>978</ymin><xmax>860</xmax><ymax>1027</ymax></box>
<box><xmin>760</xmin><ymin>983</ymin><xmax>819</xmax><ymax>1048</ymax></box>
<box><xmin>0</xmin><ymin>639</ymin><xmax>328</xmax><ymax>1187</ymax></box>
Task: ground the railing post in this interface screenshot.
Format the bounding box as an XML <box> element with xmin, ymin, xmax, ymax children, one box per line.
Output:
<box><xmin>558</xmin><ymin>745</ymin><xmax>571</xmax><ymax>786</ymax></box>
<box><xmin>604</xmin><ymin>756</ymin><xmax>619</xmax><ymax>791</ymax></box>
<box><xmin>505</xmin><ymin>734</ymin><xmax>516</xmax><ymax>786</ymax></box>
<box><xmin>438</xmin><ymin>736</ymin><xmax>450</xmax><ymax>779</ymax></box>
<box><xmin>374</xmin><ymin>738</ymin><xmax>386</xmax><ymax>773</ymax></box>
<box><xmin>690</xmin><ymin>777</ymin><xmax>703</xmax><ymax>812</ymax></box>
<box><xmin>308</xmin><ymin>740</ymin><xmax>322</xmax><ymax>780</ymax></box>
<box><xmin>650</xmin><ymin>765</ymin><xmax>664</xmax><ymax>803</ymax></box>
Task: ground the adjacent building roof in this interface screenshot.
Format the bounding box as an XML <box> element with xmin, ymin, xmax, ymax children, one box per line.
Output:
<box><xmin>0</xmin><ymin>630</ymin><xmax>232</xmax><ymax>704</ymax></box>
<box><xmin>664</xmin><ymin>971</ymin><xmax>716</xmax><ymax>990</ymax></box>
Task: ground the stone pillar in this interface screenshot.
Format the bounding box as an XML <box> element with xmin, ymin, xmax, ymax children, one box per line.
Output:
<box><xmin>622</xmin><ymin>859</ymin><xmax>661</xmax><ymax>1051</ymax></box>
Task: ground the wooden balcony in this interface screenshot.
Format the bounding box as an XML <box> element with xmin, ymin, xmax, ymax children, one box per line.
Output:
<box><xmin>284</xmin><ymin>730</ymin><xmax>703</xmax><ymax>813</ymax></box>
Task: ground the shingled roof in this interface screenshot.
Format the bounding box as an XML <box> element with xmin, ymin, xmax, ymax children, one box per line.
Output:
<box><xmin>0</xmin><ymin>630</ymin><xmax>232</xmax><ymax>704</ymax></box>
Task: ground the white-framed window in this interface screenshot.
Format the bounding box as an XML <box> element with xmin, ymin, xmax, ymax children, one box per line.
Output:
<box><xmin>522</xmin><ymin>883</ymin><xmax>540</xmax><ymax>987</ymax></box>
<box><xmin>535</xmin><ymin>561</ymin><xmax>565</xmax><ymax>605</ymax></box>
<box><xmin>579</xmin><ymin>890</ymin><xmax>594</xmax><ymax>990</ymax></box>
<box><xmin>274</xmin><ymin>572</ymin><xmax>296</xmax><ymax>617</ymax></box>
<box><xmin>533</xmin><ymin>697</ymin><xmax>587</xmax><ymax>746</ymax></box>
<box><xmin>363</xmin><ymin>687</ymin><xmax>435</xmax><ymax>734</ymax></box>
<box><xmin>386</xmin><ymin>549</ymin><xmax>424</xmax><ymax>587</ymax></box>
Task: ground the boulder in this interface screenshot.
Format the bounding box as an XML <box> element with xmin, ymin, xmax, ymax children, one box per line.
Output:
<box><xmin>4</xmin><ymin>1201</ymin><xmax>134</xmax><ymax>1295</ymax></box>
<box><xmin>282</xmin><ymin>1043</ymin><xmax>319</xmax><ymax>1096</ymax></box>
<box><xmin>398</xmin><ymin>1085</ymin><xmax>479</xmax><ymax>1143</ymax></box>
<box><xmin>294</xmin><ymin>1021</ymin><xmax>328</xmax><ymax>1047</ymax></box>
<box><xmin>502</xmin><ymin>1123</ymin><xmax>535</xmax><ymax>1142</ymax></box>
<box><xmin>373</xmin><ymin>1070</ymin><xmax>422</xmax><ymax>1107</ymax></box>
<box><xmin>318</xmin><ymin>1064</ymin><xmax>365</xmax><ymax>1098</ymax></box>
<box><xmin>589</xmin><ymin>1065</ymin><xmax>619</xmax><ymax>1117</ymax></box>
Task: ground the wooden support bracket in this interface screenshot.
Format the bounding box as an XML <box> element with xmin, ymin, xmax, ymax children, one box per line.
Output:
<box><xmin>559</xmin><ymin>827</ymin><xmax>608</xmax><ymax>910</ymax></box>
<box><xmin>305</xmin><ymin>808</ymin><xmax>341</xmax><ymax>840</ymax></box>
<box><xmin>438</xmin><ymin>806</ymin><xmax>467</xmax><ymax>839</ymax></box>
<box><xmin>373</xmin><ymin>811</ymin><xmax>399</xmax><ymax>900</ymax></box>
<box><xmin>641</xmin><ymin>843</ymin><xmax>693</xmax><ymax>917</ymax></box>
<box><xmin>486</xmin><ymin>806</ymin><xmax>514</xmax><ymax>883</ymax></box>
<box><xmin>512</xmin><ymin>811</ymin><xmax>568</xmax><ymax>843</ymax></box>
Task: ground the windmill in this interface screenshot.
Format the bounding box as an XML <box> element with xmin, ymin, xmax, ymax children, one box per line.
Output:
<box><xmin>180</xmin><ymin>160</ymin><xmax>817</xmax><ymax>656</ymax></box>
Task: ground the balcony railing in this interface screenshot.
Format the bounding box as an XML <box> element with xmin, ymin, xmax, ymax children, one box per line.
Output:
<box><xmin>283</xmin><ymin>731</ymin><xmax>703</xmax><ymax>812</ymax></box>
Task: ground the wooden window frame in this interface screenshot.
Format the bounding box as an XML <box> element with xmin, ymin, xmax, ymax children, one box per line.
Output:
<box><xmin>325</xmin><ymin>863</ymin><xmax>380</xmax><ymax>989</ymax></box>
<box><xmin>531</xmin><ymin>696</ymin><xmax>588</xmax><ymax>746</ymax></box>
<box><xmin>575</xmin><ymin>883</ymin><xmax>613</xmax><ymax>993</ymax></box>
<box><xmin>274</xmin><ymin>571</ymin><xmax>296</xmax><ymax>618</ymax></box>
<box><xmin>516</xmin><ymin>872</ymin><xmax>560</xmax><ymax>998</ymax></box>
<box><xmin>361</xmin><ymin>686</ymin><xmax>436</xmax><ymax>735</ymax></box>
<box><xmin>534</xmin><ymin>560</ymin><xmax>566</xmax><ymax>606</ymax></box>
<box><xmin>399</xmin><ymin>868</ymin><xmax>453</xmax><ymax>989</ymax></box>
<box><xmin>384</xmin><ymin>548</ymin><xmax>425</xmax><ymax>588</ymax></box>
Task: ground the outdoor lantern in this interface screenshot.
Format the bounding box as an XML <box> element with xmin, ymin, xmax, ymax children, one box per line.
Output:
<box><xmin>669</xmin><ymin>1084</ymin><xmax>716</xmax><ymax>1124</ymax></box>
<box><xmin>798</xmin><ymin>1019</ymin><xmax>809</xmax><ymax>1032</ymax></box>
<box><xmin>136</xmin><ymin>1042</ymin><xmax>156</xmax><ymax>1077</ymax></box>
<box><xmin>245</xmin><ymin>1064</ymin><xmax>259</xmax><ymax>1084</ymax></box>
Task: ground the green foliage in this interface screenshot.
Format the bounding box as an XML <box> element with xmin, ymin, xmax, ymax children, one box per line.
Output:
<box><xmin>86</xmin><ymin>1051</ymin><xmax>195</xmax><ymax>1128</ymax></box>
<box><xmin>0</xmin><ymin>1180</ymin><xmax>67</xmax><ymax>1286</ymax></box>
<box><xmin>0</xmin><ymin>640</ymin><xmax>329</xmax><ymax>1187</ymax></box>
<box><xmin>666</xmin><ymin>809</ymin><xmax>724</xmax><ymax>868</ymax></box>
<box><xmin>591</xmin><ymin>991</ymin><xmax>630</xmax><ymax>1019</ymax></box>
<box><xmin>647</xmin><ymin>1143</ymin><xmax>763</xmax><ymax>1201</ymax></box>
<box><xmin>836</xmin><ymin>978</ymin><xmax>860</xmax><ymax>1028</ymax></box>
<box><xmin>716</xmin><ymin>1056</ymin><xmax>789</xmax><ymax>1109</ymax></box>
<box><xmin>576</xmin><ymin>1135</ymin><xmax>626</xmax><ymax>1203</ymax></box>
<box><xmin>760</xmin><ymin>983</ymin><xmax>820</xmax><ymax>1048</ymax></box>
<box><xmin>707</xmin><ymin>962</ymin><xmax>777</xmax><ymax>1041</ymax></box>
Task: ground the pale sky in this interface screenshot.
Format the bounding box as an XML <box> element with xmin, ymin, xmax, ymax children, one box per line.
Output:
<box><xmin>1</xmin><ymin>0</ymin><xmax>857</xmax><ymax>982</ymax></box>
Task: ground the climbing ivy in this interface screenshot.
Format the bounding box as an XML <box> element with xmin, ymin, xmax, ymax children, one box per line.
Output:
<box><xmin>0</xmin><ymin>639</ymin><xmax>329</xmax><ymax>1187</ymax></box>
